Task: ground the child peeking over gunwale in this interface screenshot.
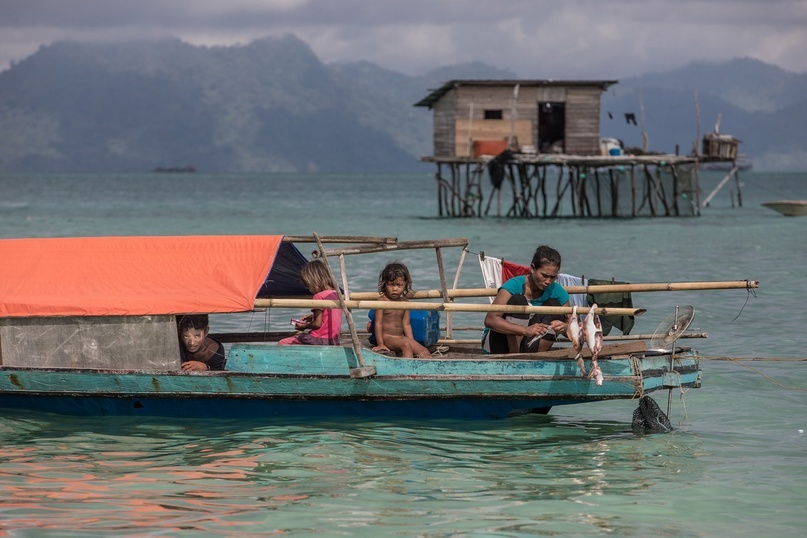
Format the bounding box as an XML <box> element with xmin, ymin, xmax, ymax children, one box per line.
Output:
<box><xmin>178</xmin><ymin>314</ymin><xmax>226</xmax><ymax>371</ymax></box>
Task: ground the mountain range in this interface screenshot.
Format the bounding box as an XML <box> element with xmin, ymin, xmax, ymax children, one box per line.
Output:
<box><xmin>1</xmin><ymin>35</ymin><xmax>804</xmax><ymax>173</ymax></box>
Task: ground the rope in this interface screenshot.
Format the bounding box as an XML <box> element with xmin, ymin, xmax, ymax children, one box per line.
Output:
<box><xmin>713</xmin><ymin>358</ymin><xmax>807</xmax><ymax>392</ymax></box>
<box><xmin>736</xmin><ymin>173</ymin><xmax>794</xmax><ymax>200</ymax></box>
<box><xmin>698</xmin><ymin>355</ymin><xmax>807</xmax><ymax>362</ymax></box>
<box><xmin>676</xmin><ymin>385</ymin><xmax>690</xmax><ymax>425</ymax></box>
<box><xmin>730</xmin><ymin>282</ymin><xmax>757</xmax><ymax>322</ymax></box>
<box><xmin>631</xmin><ymin>355</ymin><xmax>644</xmax><ymax>398</ymax></box>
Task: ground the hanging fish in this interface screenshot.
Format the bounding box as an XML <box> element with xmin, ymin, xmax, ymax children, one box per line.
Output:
<box><xmin>565</xmin><ymin>305</ymin><xmax>586</xmax><ymax>376</ymax></box>
<box><xmin>584</xmin><ymin>304</ymin><xmax>604</xmax><ymax>386</ymax></box>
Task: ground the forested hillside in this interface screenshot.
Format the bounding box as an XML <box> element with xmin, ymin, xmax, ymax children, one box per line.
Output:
<box><xmin>0</xmin><ymin>37</ymin><xmax>803</xmax><ymax>173</ymax></box>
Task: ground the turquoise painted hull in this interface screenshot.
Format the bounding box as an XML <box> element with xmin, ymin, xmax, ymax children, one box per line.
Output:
<box><xmin>0</xmin><ymin>345</ymin><xmax>700</xmax><ymax>419</ymax></box>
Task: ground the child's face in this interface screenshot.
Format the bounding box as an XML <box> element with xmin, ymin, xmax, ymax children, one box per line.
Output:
<box><xmin>384</xmin><ymin>276</ymin><xmax>407</xmax><ymax>300</ymax></box>
<box><xmin>181</xmin><ymin>327</ymin><xmax>207</xmax><ymax>353</ymax></box>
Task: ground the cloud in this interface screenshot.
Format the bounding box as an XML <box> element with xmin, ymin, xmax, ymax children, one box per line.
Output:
<box><xmin>1</xmin><ymin>0</ymin><xmax>805</xmax><ymax>76</ymax></box>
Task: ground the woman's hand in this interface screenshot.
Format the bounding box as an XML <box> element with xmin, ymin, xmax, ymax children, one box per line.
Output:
<box><xmin>181</xmin><ymin>360</ymin><xmax>209</xmax><ymax>372</ymax></box>
<box><xmin>550</xmin><ymin>320</ymin><xmax>567</xmax><ymax>334</ymax></box>
<box><xmin>524</xmin><ymin>323</ymin><xmax>550</xmax><ymax>337</ymax></box>
<box><xmin>372</xmin><ymin>345</ymin><xmax>390</xmax><ymax>353</ymax></box>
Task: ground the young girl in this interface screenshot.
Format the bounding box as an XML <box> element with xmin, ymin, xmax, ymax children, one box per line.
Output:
<box><xmin>278</xmin><ymin>259</ymin><xmax>343</xmax><ymax>346</ymax></box>
<box><xmin>372</xmin><ymin>261</ymin><xmax>431</xmax><ymax>358</ymax></box>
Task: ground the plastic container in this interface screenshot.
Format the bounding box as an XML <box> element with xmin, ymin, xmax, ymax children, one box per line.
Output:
<box><xmin>368</xmin><ymin>310</ymin><xmax>440</xmax><ymax>347</ymax></box>
<box><xmin>472</xmin><ymin>140</ymin><xmax>508</xmax><ymax>157</ymax></box>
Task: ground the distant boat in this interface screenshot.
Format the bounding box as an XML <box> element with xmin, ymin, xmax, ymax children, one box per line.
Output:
<box><xmin>153</xmin><ymin>165</ymin><xmax>196</xmax><ymax>173</ymax></box>
<box><xmin>761</xmin><ymin>200</ymin><xmax>807</xmax><ymax>217</ymax></box>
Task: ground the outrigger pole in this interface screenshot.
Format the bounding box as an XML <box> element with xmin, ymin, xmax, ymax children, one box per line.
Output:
<box><xmin>254</xmin><ymin>299</ymin><xmax>644</xmax><ymax>317</ymax></box>
<box><xmin>346</xmin><ymin>280</ymin><xmax>760</xmax><ymax>300</ymax></box>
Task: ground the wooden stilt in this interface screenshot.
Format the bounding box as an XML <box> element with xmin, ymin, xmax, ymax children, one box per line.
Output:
<box><xmin>423</xmin><ymin>153</ymin><xmax>736</xmax><ymax>219</ymax></box>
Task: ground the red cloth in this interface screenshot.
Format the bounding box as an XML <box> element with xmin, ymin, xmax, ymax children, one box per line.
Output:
<box><xmin>502</xmin><ymin>259</ymin><xmax>530</xmax><ymax>282</ymax></box>
<box><xmin>0</xmin><ymin>235</ymin><xmax>283</xmax><ymax>317</ymax></box>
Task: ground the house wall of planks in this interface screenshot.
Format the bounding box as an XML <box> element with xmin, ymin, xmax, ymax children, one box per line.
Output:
<box><xmin>417</xmin><ymin>81</ymin><xmax>613</xmax><ymax>159</ymax></box>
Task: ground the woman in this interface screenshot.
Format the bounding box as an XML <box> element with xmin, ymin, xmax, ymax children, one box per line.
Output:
<box><xmin>482</xmin><ymin>245</ymin><xmax>570</xmax><ymax>354</ymax></box>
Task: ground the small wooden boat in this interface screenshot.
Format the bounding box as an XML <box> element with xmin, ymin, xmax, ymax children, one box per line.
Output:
<box><xmin>0</xmin><ymin>235</ymin><xmax>757</xmax><ymax>420</ymax></box>
<box><xmin>761</xmin><ymin>200</ymin><xmax>807</xmax><ymax>217</ymax></box>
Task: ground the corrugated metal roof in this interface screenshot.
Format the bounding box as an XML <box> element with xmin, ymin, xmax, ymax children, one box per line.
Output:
<box><xmin>414</xmin><ymin>79</ymin><xmax>619</xmax><ymax>108</ymax></box>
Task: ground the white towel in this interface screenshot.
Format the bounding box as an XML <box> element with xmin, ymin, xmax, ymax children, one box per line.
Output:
<box><xmin>558</xmin><ymin>274</ymin><xmax>588</xmax><ymax>309</ymax></box>
<box><xmin>478</xmin><ymin>254</ymin><xmax>503</xmax><ymax>303</ymax></box>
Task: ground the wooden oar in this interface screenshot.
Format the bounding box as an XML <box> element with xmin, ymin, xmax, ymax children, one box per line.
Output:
<box><xmin>346</xmin><ymin>280</ymin><xmax>760</xmax><ymax>300</ymax></box>
<box><xmin>254</xmin><ymin>298</ymin><xmax>644</xmax><ymax>316</ymax></box>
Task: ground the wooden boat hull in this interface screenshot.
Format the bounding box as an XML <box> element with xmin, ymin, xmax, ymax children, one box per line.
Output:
<box><xmin>761</xmin><ymin>200</ymin><xmax>807</xmax><ymax>216</ymax></box>
<box><xmin>0</xmin><ymin>344</ymin><xmax>700</xmax><ymax>419</ymax></box>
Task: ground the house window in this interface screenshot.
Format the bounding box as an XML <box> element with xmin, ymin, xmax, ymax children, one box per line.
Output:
<box><xmin>484</xmin><ymin>109</ymin><xmax>503</xmax><ymax>120</ymax></box>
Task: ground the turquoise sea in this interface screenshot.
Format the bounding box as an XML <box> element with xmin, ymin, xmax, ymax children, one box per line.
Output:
<box><xmin>0</xmin><ymin>170</ymin><xmax>805</xmax><ymax>536</ymax></box>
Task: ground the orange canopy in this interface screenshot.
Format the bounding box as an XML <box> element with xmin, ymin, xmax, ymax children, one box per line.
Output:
<box><xmin>0</xmin><ymin>235</ymin><xmax>284</xmax><ymax>317</ymax></box>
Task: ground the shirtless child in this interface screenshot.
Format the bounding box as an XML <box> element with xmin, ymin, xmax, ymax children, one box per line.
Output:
<box><xmin>371</xmin><ymin>261</ymin><xmax>431</xmax><ymax>358</ymax></box>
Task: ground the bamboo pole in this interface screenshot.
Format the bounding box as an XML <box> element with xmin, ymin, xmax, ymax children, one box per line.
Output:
<box><xmin>254</xmin><ymin>298</ymin><xmax>644</xmax><ymax>317</ymax></box>
<box><xmin>344</xmin><ymin>280</ymin><xmax>759</xmax><ymax>300</ymax></box>
<box><xmin>313</xmin><ymin>233</ymin><xmax>375</xmax><ymax>378</ymax></box>
<box><xmin>436</xmin><ymin>165</ymin><xmax>443</xmax><ymax>217</ymax></box>
<box><xmin>283</xmin><ymin>235</ymin><xmax>397</xmax><ymax>244</ymax></box>
<box><xmin>213</xmin><ymin>331</ymin><xmax>709</xmax><ymax>345</ymax></box>
<box><xmin>317</xmin><ymin>238</ymin><xmax>468</xmax><ymax>257</ymax></box>
<box><xmin>670</xmin><ymin>164</ymin><xmax>680</xmax><ymax>216</ymax></box>
<box><xmin>438</xmin><ymin>332</ymin><xmax>709</xmax><ymax>346</ymax></box>
<box><xmin>446</xmin><ymin>247</ymin><xmax>468</xmax><ymax>339</ymax></box>
<box><xmin>338</xmin><ymin>254</ymin><xmax>350</xmax><ymax>299</ymax></box>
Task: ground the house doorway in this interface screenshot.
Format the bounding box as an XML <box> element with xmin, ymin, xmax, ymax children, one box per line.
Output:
<box><xmin>538</xmin><ymin>102</ymin><xmax>565</xmax><ymax>153</ymax></box>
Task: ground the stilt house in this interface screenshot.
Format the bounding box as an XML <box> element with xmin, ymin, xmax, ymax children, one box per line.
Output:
<box><xmin>414</xmin><ymin>79</ymin><xmax>617</xmax><ymax>158</ymax></box>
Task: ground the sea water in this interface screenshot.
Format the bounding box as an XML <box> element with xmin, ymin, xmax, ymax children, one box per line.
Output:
<box><xmin>0</xmin><ymin>171</ymin><xmax>805</xmax><ymax>536</ymax></box>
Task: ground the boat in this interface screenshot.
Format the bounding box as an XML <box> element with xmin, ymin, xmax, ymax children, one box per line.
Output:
<box><xmin>761</xmin><ymin>200</ymin><xmax>807</xmax><ymax>217</ymax></box>
<box><xmin>153</xmin><ymin>165</ymin><xmax>196</xmax><ymax>173</ymax></box>
<box><xmin>0</xmin><ymin>234</ymin><xmax>757</xmax><ymax>421</ymax></box>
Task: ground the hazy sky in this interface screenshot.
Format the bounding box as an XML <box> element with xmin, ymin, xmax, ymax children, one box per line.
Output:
<box><xmin>1</xmin><ymin>0</ymin><xmax>806</xmax><ymax>78</ymax></box>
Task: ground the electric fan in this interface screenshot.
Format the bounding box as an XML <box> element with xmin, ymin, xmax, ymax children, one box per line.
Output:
<box><xmin>649</xmin><ymin>306</ymin><xmax>695</xmax><ymax>352</ymax></box>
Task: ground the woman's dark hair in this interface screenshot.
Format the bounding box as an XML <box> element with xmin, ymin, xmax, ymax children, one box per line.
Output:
<box><xmin>377</xmin><ymin>261</ymin><xmax>413</xmax><ymax>296</ymax></box>
<box><xmin>177</xmin><ymin>314</ymin><xmax>209</xmax><ymax>332</ymax></box>
<box><xmin>530</xmin><ymin>245</ymin><xmax>561</xmax><ymax>269</ymax></box>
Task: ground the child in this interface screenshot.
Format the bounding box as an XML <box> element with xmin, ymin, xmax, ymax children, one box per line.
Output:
<box><xmin>177</xmin><ymin>314</ymin><xmax>227</xmax><ymax>371</ymax></box>
<box><xmin>278</xmin><ymin>259</ymin><xmax>343</xmax><ymax>346</ymax></box>
<box><xmin>372</xmin><ymin>261</ymin><xmax>431</xmax><ymax>358</ymax></box>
